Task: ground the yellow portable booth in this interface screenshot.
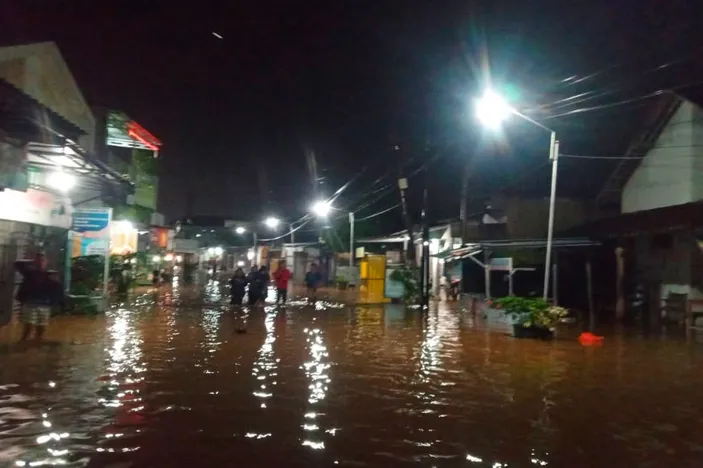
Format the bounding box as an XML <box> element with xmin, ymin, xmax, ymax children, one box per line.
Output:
<box><xmin>359</xmin><ymin>254</ymin><xmax>389</xmax><ymax>304</ymax></box>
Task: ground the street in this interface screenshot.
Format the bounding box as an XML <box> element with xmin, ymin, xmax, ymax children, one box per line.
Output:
<box><xmin>1</xmin><ymin>283</ymin><xmax>703</xmax><ymax>467</ymax></box>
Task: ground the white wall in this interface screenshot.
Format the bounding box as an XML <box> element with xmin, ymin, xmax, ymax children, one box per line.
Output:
<box><xmin>622</xmin><ymin>101</ymin><xmax>703</xmax><ymax>213</ymax></box>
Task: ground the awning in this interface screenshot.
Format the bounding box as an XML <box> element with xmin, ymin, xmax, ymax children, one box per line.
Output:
<box><xmin>27</xmin><ymin>141</ymin><xmax>133</xmax><ymax>191</ymax></box>
<box><xmin>434</xmin><ymin>237</ymin><xmax>599</xmax><ymax>262</ymax></box>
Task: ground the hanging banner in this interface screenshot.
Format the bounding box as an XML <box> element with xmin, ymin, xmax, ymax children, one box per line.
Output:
<box><xmin>0</xmin><ymin>187</ymin><xmax>72</xmax><ymax>228</ymax></box>
<box><xmin>71</xmin><ymin>208</ymin><xmax>112</xmax><ymax>257</ymax></box>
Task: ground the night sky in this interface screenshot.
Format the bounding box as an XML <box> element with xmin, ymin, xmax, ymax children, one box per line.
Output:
<box><xmin>1</xmin><ymin>0</ymin><xmax>702</xmax><ymax>231</ymax></box>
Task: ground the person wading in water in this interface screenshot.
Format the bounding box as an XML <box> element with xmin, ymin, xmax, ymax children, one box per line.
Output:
<box><xmin>229</xmin><ymin>267</ymin><xmax>247</xmax><ymax>305</ymax></box>
<box><xmin>15</xmin><ymin>253</ymin><xmax>62</xmax><ymax>342</ymax></box>
<box><xmin>273</xmin><ymin>260</ymin><xmax>292</xmax><ymax>304</ymax></box>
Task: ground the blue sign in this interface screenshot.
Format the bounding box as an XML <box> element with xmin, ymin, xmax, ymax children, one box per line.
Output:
<box><xmin>73</xmin><ymin>209</ymin><xmax>111</xmax><ymax>232</ymax></box>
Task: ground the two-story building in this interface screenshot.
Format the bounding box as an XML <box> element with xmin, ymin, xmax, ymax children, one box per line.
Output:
<box><xmin>0</xmin><ymin>42</ymin><xmax>135</xmax><ymax>320</ymax></box>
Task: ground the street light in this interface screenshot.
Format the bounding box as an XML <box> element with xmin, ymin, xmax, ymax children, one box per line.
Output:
<box><xmin>235</xmin><ymin>226</ymin><xmax>246</xmax><ymax>234</ymax></box>
<box><xmin>311</xmin><ymin>200</ymin><xmax>332</xmax><ymax>218</ymax></box>
<box><xmin>474</xmin><ymin>90</ymin><xmax>513</xmax><ymax>130</ymax></box>
<box><xmin>475</xmin><ymin>89</ymin><xmax>559</xmax><ymax>301</ymax></box>
<box><xmin>264</xmin><ymin>217</ymin><xmax>280</xmax><ymax>229</ymax></box>
<box><xmin>47</xmin><ymin>170</ymin><xmax>76</xmax><ymax>192</ymax></box>
<box><xmin>310</xmin><ymin>200</ymin><xmax>355</xmax><ymax>267</ymax></box>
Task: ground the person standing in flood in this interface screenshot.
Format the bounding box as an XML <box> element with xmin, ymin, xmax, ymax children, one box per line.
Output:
<box><xmin>305</xmin><ymin>263</ymin><xmax>322</xmax><ymax>303</ymax></box>
<box><xmin>273</xmin><ymin>260</ymin><xmax>292</xmax><ymax>304</ymax></box>
<box><xmin>229</xmin><ymin>267</ymin><xmax>247</xmax><ymax>305</ymax></box>
<box><xmin>246</xmin><ymin>266</ymin><xmax>260</xmax><ymax>305</ymax></box>
<box><xmin>258</xmin><ymin>266</ymin><xmax>270</xmax><ymax>304</ymax></box>
<box><xmin>15</xmin><ymin>253</ymin><xmax>61</xmax><ymax>341</ymax></box>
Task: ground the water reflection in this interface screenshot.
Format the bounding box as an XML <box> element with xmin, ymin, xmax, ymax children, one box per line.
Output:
<box><xmin>97</xmin><ymin>308</ymin><xmax>146</xmax><ymax>455</ymax></box>
<box><xmin>301</xmin><ymin>326</ymin><xmax>332</xmax><ymax>451</ymax></box>
<box><xmin>252</xmin><ymin>307</ymin><xmax>278</xmax><ymax>408</ymax></box>
<box><xmin>2</xmin><ymin>288</ymin><xmax>703</xmax><ymax>466</ymax></box>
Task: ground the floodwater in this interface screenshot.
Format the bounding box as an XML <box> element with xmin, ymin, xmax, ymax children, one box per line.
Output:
<box><xmin>2</xmin><ymin>282</ymin><xmax>703</xmax><ymax>467</ymax></box>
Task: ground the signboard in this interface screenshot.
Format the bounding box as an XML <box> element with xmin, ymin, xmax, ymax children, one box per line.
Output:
<box><xmin>106</xmin><ymin>111</ymin><xmax>161</xmax><ymax>151</ymax></box>
<box><xmin>111</xmin><ymin>227</ymin><xmax>138</xmax><ymax>255</ymax></box>
<box><xmin>384</xmin><ymin>268</ymin><xmax>405</xmax><ymax>299</ymax></box>
<box><xmin>0</xmin><ymin>140</ymin><xmax>28</xmax><ymax>191</ymax></box>
<box><xmin>67</xmin><ymin>208</ymin><xmax>112</xmax><ymax>301</ymax></box>
<box><xmin>0</xmin><ymin>188</ymin><xmax>72</xmax><ymax>228</ymax></box>
<box><xmin>71</xmin><ymin>208</ymin><xmax>112</xmax><ymax>257</ymax></box>
<box><xmin>489</xmin><ymin>257</ymin><xmax>513</xmax><ymax>271</ymax></box>
<box><xmin>173</xmin><ymin>238</ymin><xmax>199</xmax><ymax>254</ymax></box>
<box><xmin>151</xmin><ymin>227</ymin><xmax>169</xmax><ymax>248</ymax></box>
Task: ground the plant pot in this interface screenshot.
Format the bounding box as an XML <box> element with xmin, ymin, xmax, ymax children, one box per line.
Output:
<box><xmin>512</xmin><ymin>324</ymin><xmax>554</xmax><ymax>340</ymax></box>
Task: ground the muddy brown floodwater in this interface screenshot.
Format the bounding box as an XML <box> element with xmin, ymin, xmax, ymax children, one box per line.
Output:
<box><xmin>1</xmin><ymin>282</ymin><xmax>703</xmax><ymax>467</ymax></box>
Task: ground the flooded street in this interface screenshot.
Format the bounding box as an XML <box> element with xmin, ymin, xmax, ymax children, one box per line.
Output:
<box><xmin>2</xmin><ymin>284</ymin><xmax>703</xmax><ymax>467</ymax></box>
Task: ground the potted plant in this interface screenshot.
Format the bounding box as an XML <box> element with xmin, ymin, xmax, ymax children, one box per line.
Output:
<box><xmin>492</xmin><ymin>296</ymin><xmax>568</xmax><ymax>340</ymax></box>
<box><xmin>335</xmin><ymin>276</ymin><xmax>349</xmax><ymax>290</ymax></box>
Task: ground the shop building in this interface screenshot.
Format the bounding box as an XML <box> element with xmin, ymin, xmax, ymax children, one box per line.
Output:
<box><xmin>0</xmin><ymin>42</ymin><xmax>132</xmax><ymax>321</ymax></box>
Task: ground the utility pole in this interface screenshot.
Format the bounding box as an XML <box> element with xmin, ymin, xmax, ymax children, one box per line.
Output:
<box><xmin>349</xmin><ymin>212</ymin><xmax>355</xmax><ymax>267</ymax></box>
<box><xmin>459</xmin><ymin>161</ymin><xmax>470</xmax><ymax>243</ymax></box>
<box><xmin>420</xmin><ymin>185</ymin><xmax>430</xmax><ymax>307</ymax></box>
<box><xmin>398</xmin><ymin>175</ymin><xmax>415</xmax><ymax>265</ymax></box>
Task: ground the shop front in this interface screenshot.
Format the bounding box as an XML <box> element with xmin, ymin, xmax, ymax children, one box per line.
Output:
<box><xmin>0</xmin><ymin>42</ymin><xmax>135</xmax><ymax>319</ymax></box>
<box><xmin>0</xmin><ymin>187</ymin><xmax>73</xmax><ymax>324</ymax></box>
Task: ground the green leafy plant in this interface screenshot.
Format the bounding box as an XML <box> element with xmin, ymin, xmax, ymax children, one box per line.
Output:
<box><xmin>390</xmin><ymin>266</ymin><xmax>420</xmax><ymax>303</ymax></box>
<box><xmin>70</xmin><ymin>255</ymin><xmax>104</xmax><ymax>295</ymax></box>
<box><xmin>491</xmin><ymin>296</ymin><xmax>568</xmax><ymax>330</ymax></box>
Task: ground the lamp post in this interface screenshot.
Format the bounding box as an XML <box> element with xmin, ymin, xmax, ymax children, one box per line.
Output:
<box><xmin>311</xmin><ymin>200</ymin><xmax>354</xmax><ymax>266</ymax></box>
<box><xmin>475</xmin><ymin>90</ymin><xmax>559</xmax><ymax>301</ymax></box>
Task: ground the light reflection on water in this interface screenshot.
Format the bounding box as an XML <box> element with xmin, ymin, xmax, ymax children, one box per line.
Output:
<box><xmin>0</xmin><ymin>292</ymin><xmax>702</xmax><ymax>466</ymax></box>
<box><xmin>300</xmin><ymin>325</ymin><xmax>332</xmax><ymax>451</ymax></box>
<box><xmin>251</xmin><ymin>307</ymin><xmax>278</xmax><ymax>408</ymax></box>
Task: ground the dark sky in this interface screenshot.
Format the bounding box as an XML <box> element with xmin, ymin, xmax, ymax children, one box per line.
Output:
<box><xmin>2</xmin><ymin>0</ymin><xmax>702</xmax><ymax>229</ymax></box>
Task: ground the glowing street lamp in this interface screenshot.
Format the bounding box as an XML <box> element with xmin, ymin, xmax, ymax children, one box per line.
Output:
<box><xmin>475</xmin><ymin>89</ymin><xmax>559</xmax><ymax>301</ymax></box>
<box><xmin>311</xmin><ymin>200</ymin><xmax>332</xmax><ymax>218</ymax></box>
<box><xmin>310</xmin><ymin>200</ymin><xmax>355</xmax><ymax>267</ymax></box>
<box><xmin>474</xmin><ymin>90</ymin><xmax>513</xmax><ymax>130</ymax></box>
<box><xmin>235</xmin><ymin>226</ymin><xmax>246</xmax><ymax>235</ymax></box>
<box><xmin>47</xmin><ymin>170</ymin><xmax>76</xmax><ymax>192</ymax></box>
<box><xmin>264</xmin><ymin>217</ymin><xmax>280</xmax><ymax>229</ymax></box>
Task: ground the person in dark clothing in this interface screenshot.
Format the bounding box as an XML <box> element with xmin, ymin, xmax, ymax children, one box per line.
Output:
<box><xmin>15</xmin><ymin>253</ymin><xmax>61</xmax><ymax>341</ymax></box>
<box><xmin>246</xmin><ymin>266</ymin><xmax>260</xmax><ymax>305</ymax></box>
<box><xmin>305</xmin><ymin>263</ymin><xmax>322</xmax><ymax>302</ymax></box>
<box><xmin>229</xmin><ymin>268</ymin><xmax>247</xmax><ymax>305</ymax></box>
<box><xmin>258</xmin><ymin>266</ymin><xmax>270</xmax><ymax>304</ymax></box>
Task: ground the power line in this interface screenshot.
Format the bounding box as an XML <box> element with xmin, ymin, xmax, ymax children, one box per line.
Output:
<box><xmin>355</xmin><ymin>203</ymin><xmax>400</xmax><ymax>222</ymax></box>
<box><xmin>257</xmin><ymin>216</ymin><xmax>313</xmax><ymax>242</ymax></box>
